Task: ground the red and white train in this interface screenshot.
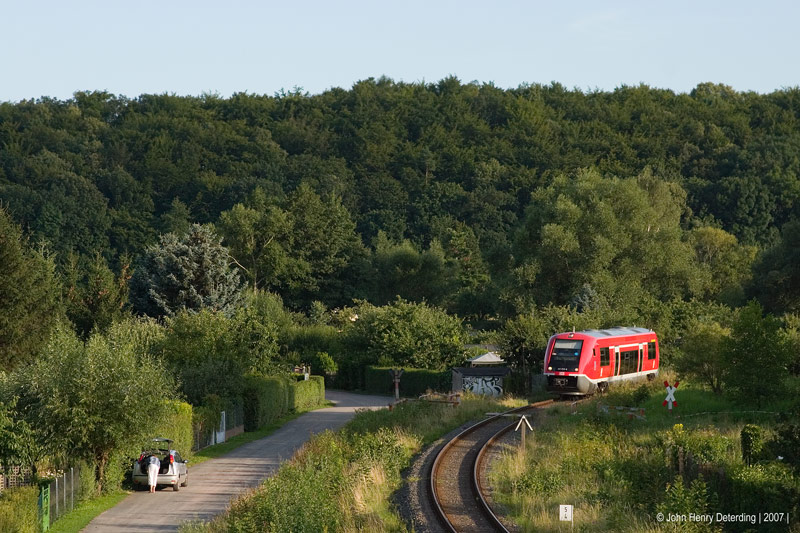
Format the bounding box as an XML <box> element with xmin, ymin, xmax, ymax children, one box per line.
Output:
<box><xmin>543</xmin><ymin>327</ymin><xmax>659</xmax><ymax>395</ymax></box>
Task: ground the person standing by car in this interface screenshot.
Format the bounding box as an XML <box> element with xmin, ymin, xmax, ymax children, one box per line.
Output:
<box><xmin>146</xmin><ymin>454</ymin><xmax>161</xmax><ymax>493</ymax></box>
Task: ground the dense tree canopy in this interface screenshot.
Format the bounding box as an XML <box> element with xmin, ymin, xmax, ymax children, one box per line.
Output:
<box><xmin>0</xmin><ymin>207</ymin><xmax>62</xmax><ymax>370</ymax></box>
<box><xmin>509</xmin><ymin>168</ymin><xmax>703</xmax><ymax>312</ymax></box>
<box><xmin>2</xmin><ymin>80</ymin><xmax>800</xmax><ymax>318</ymax></box>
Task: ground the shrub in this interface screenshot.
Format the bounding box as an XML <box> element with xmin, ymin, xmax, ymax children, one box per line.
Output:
<box><xmin>290</xmin><ymin>376</ymin><xmax>325</xmax><ymax>411</ymax></box>
<box><xmin>364</xmin><ymin>366</ymin><xmax>451</xmax><ymax>397</ymax></box>
<box><xmin>242</xmin><ymin>376</ymin><xmax>290</xmax><ymax>431</ymax></box>
<box><xmin>153</xmin><ymin>401</ymin><xmax>193</xmax><ymax>458</ymax></box>
<box><xmin>655</xmin><ymin>477</ymin><xmax>713</xmax><ymax>533</ymax></box>
<box><xmin>727</xmin><ymin>463</ymin><xmax>800</xmax><ymax>521</ymax></box>
<box><xmin>0</xmin><ymin>485</ymin><xmax>38</xmax><ymax>533</ymax></box>
<box><xmin>347</xmin><ymin>299</ymin><xmax>466</xmax><ymax>370</ymax></box>
<box><xmin>740</xmin><ymin>424</ymin><xmax>764</xmax><ymax>466</ymax></box>
<box><xmin>767</xmin><ymin>422</ymin><xmax>800</xmax><ymax>470</ymax></box>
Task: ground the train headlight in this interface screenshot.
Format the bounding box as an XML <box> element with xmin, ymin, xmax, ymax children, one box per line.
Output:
<box><xmin>547</xmin><ymin>366</ymin><xmax>552</xmax><ymax>371</ymax></box>
<box><xmin>574</xmin><ymin>368</ymin><xmax>578</xmax><ymax>372</ymax></box>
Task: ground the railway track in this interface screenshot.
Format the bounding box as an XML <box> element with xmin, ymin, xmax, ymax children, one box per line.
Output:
<box><xmin>429</xmin><ymin>400</ymin><xmax>554</xmax><ymax>532</ymax></box>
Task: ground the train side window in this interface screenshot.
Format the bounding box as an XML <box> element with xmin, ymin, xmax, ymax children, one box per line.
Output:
<box><xmin>600</xmin><ymin>347</ymin><xmax>610</xmax><ymax>366</ymax></box>
<box><xmin>648</xmin><ymin>342</ymin><xmax>657</xmax><ymax>360</ymax></box>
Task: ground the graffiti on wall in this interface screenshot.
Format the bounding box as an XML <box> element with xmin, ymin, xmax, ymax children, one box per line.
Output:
<box><xmin>462</xmin><ymin>376</ymin><xmax>503</xmax><ymax>397</ymax></box>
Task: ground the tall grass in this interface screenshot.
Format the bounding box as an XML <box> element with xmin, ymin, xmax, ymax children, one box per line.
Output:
<box><xmin>181</xmin><ymin>393</ymin><xmax>526</xmax><ymax>533</ymax></box>
<box><xmin>491</xmin><ymin>380</ymin><xmax>800</xmax><ymax>532</ymax></box>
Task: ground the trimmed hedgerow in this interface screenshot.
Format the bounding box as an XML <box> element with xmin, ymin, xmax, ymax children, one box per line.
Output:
<box><xmin>242</xmin><ymin>376</ymin><xmax>326</xmax><ymax>431</ymax></box>
<box><xmin>290</xmin><ymin>376</ymin><xmax>325</xmax><ymax>412</ymax></box>
<box><xmin>242</xmin><ymin>376</ymin><xmax>290</xmax><ymax>431</ymax></box>
<box><xmin>364</xmin><ymin>366</ymin><xmax>451</xmax><ymax>397</ymax></box>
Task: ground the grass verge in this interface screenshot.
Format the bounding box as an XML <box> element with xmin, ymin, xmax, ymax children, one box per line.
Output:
<box><xmin>47</xmin><ymin>491</ymin><xmax>128</xmax><ymax>533</ymax></box>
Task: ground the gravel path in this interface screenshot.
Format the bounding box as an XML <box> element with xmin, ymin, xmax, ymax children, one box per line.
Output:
<box><xmin>82</xmin><ymin>390</ymin><xmax>391</xmax><ymax>533</ymax></box>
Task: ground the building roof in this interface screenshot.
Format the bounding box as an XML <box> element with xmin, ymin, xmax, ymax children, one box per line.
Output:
<box><xmin>467</xmin><ymin>351</ymin><xmax>505</xmax><ymax>366</ymax></box>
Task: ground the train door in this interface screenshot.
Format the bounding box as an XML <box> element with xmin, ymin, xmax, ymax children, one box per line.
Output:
<box><xmin>598</xmin><ymin>346</ymin><xmax>611</xmax><ymax>378</ymax></box>
<box><xmin>637</xmin><ymin>343</ymin><xmax>644</xmax><ymax>373</ymax></box>
<box><xmin>618</xmin><ymin>346</ymin><xmax>639</xmax><ymax>375</ymax></box>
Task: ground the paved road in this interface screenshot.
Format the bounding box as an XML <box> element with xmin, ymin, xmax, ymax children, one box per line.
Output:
<box><xmin>83</xmin><ymin>390</ymin><xmax>391</xmax><ymax>532</ymax></box>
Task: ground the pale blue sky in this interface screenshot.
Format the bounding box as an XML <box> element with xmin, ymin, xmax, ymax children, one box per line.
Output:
<box><xmin>2</xmin><ymin>0</ymin><xmax>798</xmax><ymax>102</ymax></box>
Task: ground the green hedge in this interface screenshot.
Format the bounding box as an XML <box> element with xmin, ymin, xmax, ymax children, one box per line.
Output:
<box><xmin>290</xmin><ymin>376</ymin><xmax>325</xmax><ymax>411</ymax></box>
<box><xmin>364</xmin><ymin>366</ymin><xmax>451</xmax><ymax>397</ymax></box>
<box><xmin>243</xmin><ymin>376</ymin><xmax>326</xmax><ymax>431</ymax></box>
<box><xmin>242</xmin><ymin>376</ymin><xmax>289</xmax><ymax>431</ymax></box>
<box><xmin>153</xmin><ymin>400</ymin><xmax>194</xmax><ymax>458</ymax></box>
<box><xmin>0</xmin><ymin>485</ymin><xmax>38</xmax><ymax>533</ymax></box>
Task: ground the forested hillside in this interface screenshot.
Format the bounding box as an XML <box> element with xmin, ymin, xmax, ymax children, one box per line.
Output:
<box><xmin>2</xmin><ymin>78</ymin><xmax>800</xmax><ymax>321</ymax></box>
<box><xmin>3</xmin><ymin>79</ymin><xmax>800</xmax><ymax>527</ymax></box>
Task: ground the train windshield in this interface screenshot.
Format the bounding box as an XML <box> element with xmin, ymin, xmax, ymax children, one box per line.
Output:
<box><xmin>549</xmin><ymin>339</ymin><xmax>583</xmax><ymax>371</ymax></box>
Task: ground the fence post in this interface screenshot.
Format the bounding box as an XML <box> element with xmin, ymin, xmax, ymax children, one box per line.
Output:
<box><xmin>70</xmin><ymin>467</ymin><xmax>74</xmax><ymax>511</ymax></box>
<box><xmin>38</xmin><ymin>485</ymin><xmax>50</xmax><ymax>531</ymax></box>
<box><xmin>54</xmin><ymin>477</ymin><xmax>59</xmax><ymax>520</ymax></box>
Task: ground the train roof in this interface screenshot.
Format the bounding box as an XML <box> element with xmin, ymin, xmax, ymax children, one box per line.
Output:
<box><xmin>555</xmin><ymin>327</ymin><xmax>654</xmax><ymax>338</ymax></box>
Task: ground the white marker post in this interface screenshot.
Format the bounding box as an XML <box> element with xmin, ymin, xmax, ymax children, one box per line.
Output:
<box><xmin>559</xmin><ymin>504</ymin><xmax>574</xmax><ymax>530</ymax></box>
<box><xmin>389</xmin><ymin>368</ymin><xmax>404</xmax><ymax>401</ymax></box>
<box><xmin>663</xmin><ymin>380</ymin><xmax>679</xmax><ymax>415</ymax></box>
<box><xmin>515</xmin><ymin>415</ymin><xmax>533</xmax><ymax>450</ymax></box>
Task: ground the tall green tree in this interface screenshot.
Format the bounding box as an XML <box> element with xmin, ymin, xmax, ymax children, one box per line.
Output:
<box><xmin>129</xmin><ymin>224</ymin><xmax>245</xmax><ymax>318</ymax></box>
<box><xmin>721</xmin><ymin>301</ymin><xmax>793</xmax><ymax>406</ymax></box>
<box><xmin>346</xmin><ymin>298</ymin><xmax>466</xmax><ymax>370</ymax></box>
<box><xmin>6</xmin><ymin>323</ymin><xmax>175</xmax><ymax>491</ymax></box>
<box><xmin>750</xmin><ymin>219</ymin><xmax>800</xmax><ymax>314</ymax></box>
<box><xmin>672</xmin><ymin>319</ymin><xmax>731</xmax><ymax>394</ymax></box>
<box><xmin>0</xmin><ymin>207</ymin><xmax>62</xmax><ymax>370</ymax></box>
<box><xmin>63</xmin><ymin>253</ymin><xmax>131</xmax><ymax>338</ymax></box>
<box><xmin>218</xmin><ymin>185</ymin><xmax>366</xmax><ymax>309</ymax></box>
<box><xmin>510</xmin><ymin>168</ymin><xmax>702</xmax><ymax>311</ymax></box>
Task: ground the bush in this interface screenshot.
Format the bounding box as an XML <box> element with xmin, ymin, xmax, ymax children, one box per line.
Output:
<box><xmin>364</xmin><ymin>366</ymin><xmax>451</xmax><ymax>397</ymax></box>
<box><xmin>740</xmin><ymin>424</ymin><xmax>764</xmax><ymax>466</ymax></box>
<box><xmin>153</xmin><ymin>401</ymin><xmax>193</xmax><ymax>458</ymax></box>
<box><xmin>767</xmin><ymin>422</ymin><xmax>800</xmax><ymax>470</ymax></box>
<box><xmin>0</xmin><ymin>485</ymin><xmax>38</xmax><ymax>533</ymax></box>
<box><xmin>727</xmin><ymin>463</ymin><xmax>800</xmax><ymax>524</ymax></box>
<box><xmin>242</xmin><ymin>376</ymin><xmax>290</xmax><ymax>431</ymax></box>
<box><xmin>290</xmin><ymin>377</ymin><xmax>325</xmax><ymax>411</ymax></box>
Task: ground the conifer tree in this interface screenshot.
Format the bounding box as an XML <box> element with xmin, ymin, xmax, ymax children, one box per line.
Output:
<box><xmin>0</xmin><ymin>207</ymin><xmax>62</xmax><ymax>370</ymax></box>
<box><xmin>129</xmin><ymin>224</ymin><xmax>244</xmax><ymax>318</ymax></box>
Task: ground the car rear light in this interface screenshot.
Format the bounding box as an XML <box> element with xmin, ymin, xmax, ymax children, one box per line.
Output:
<box><xmin>170</xmin><ymin>454</ymin><xmax>174</xmax><ymax>464</ymax></box>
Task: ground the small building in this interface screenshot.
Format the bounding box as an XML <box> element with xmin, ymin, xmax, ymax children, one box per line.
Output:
<box><xmin>452</xmin><ymin>366</ymin><xmax>511</xmax><ymax>397</ymax></box>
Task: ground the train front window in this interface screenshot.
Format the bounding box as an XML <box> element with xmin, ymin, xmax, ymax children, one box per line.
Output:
<box><xmin>549</xmin><ymin>339</ymin><xmax>583</xmax><ymax>371</ymax></box>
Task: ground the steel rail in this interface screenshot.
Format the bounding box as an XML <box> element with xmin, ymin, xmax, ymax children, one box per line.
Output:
<box><xmin>429</xmin><ymin>399</ymin><xmax>553</xmax><ymax>532</ymax></box>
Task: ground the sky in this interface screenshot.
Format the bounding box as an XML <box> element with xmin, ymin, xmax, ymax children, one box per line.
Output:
<box><xmin>2</xmin><ymin>0</ymin><xmax>799</xmax><ymax>103</ymax></box>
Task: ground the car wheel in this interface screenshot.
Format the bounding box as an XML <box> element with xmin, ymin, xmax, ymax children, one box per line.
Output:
<box><xmin>173</xmin><ymin>482</ymin><xmax>180</xmax><ymax>491</ymax></box>
<box><xmin>181</xmin><ymin>475</ymin><xmax>188</xmax><ymax>487</ymax></box>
